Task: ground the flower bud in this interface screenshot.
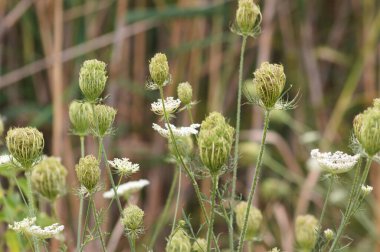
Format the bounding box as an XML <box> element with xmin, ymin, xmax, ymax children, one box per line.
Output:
<box><xmin>149</xmin><ymin>53</ymin><xmax>169</xmax><ymax>87</ymax></box>
<box><xmin>235</xmin><ymin>0</ymin><xmax>260</xmax><ymax>35</ymax></box>
<box><xmin>253</xmin><ymin>62</ymin><xmax>286</xmax><ymax>109</ymax></box>
<box><xmin>198</xmin><ymin>112</ymin><xmax>234</xmax><ymax>175</ymax></box>
<box><xmin>6</xmin><ymin>127</ymin><xmax>44</xmax><ymax>169</ymax></box>
<box><xmin>79</xmin><ymin>59</ymin><xmax>107</xmax><ymax>102</ymax></box>
<box><xmin>121</xmin><ymin>205</ymin><xmax>144</xmax><ymax>239</ymax></box>
<box><xmin>69</xmin><ymin>101</ymin><xmax>93</xmax><ymax>136</ymax></box>
<box><xmin>75</xmin><ymin>155</ymin><xmax>100</xmax><ymax>191</ymax></box>
<box><xmin>354</xmin><ymin>107</ymin><xmax>380</xmax><ymax>156</ymax></box>
<box><xmin>324</xmin><ymin>229</ymin><xmax>334</xmax><ymax>241</ymax></box>
<box><xmin>92</xmin><ymin>104</ymin><xmax>117</xmax><ymax>137</ymax></box>
<box><xmin>192</xmin><ymin>238</ymin><xmax>207</xmax><ymax>252</ymax></box>
<box><xmin>166</xmin><ymin>226</ymin><xmax>191</xmax><ymax>252</ymax></box>
<box><xmin>235</xmin><ymin>201</ymin><xmax>262</xmax><ymax>241</ymax></box>
<box><xmin>31</xmin><ymin>157</ymin><xmax>67</xmax><ymax>201</ymax></box>
<box><xmin>177</xmin><ymin>82</ymin><xmax>193</xmax><ymax>105</ymax></box>
<box><xmin>295</xmin><ymin>215</ymin><xmax>318</xmax><ymax>251</ymax></box>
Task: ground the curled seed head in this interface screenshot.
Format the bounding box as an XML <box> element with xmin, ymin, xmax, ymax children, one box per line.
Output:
<box><xmin>31</xmin><ymin>157</ymin><xmax>67</xmax><ymax>201</ymax></box>
<box><xmin>235</xmin><ymin>201</ymin><xmax>263</xmax><ymax>241</ymax></box>
<box><xmin>295</xmin><ymin>215</ymin><xmax>318</xmax><ymax>250</ymax></box>
<box><xmin>236</xmin><ymin>0</ymin><xmax>260</xmax><ymax>35</ymax></box>
<box><xmin>79</xmin><ymin>59</ymin><xmax>107</xmax><ymax>102</ymax></box>
<box><xmin>149</xmin><ymin>53</ymin><xmax>170</xmax><ymax>87</ymax></box>
<box><xmin>75</xmin><ymin>155</ymin><xmax>100</xmax><ymax>191</ymax></box>
<box><xmin>121</xmin><ymin>205</ymin><xmax>144</xmax><ymax>239</ymax></box>
<box><xmin>177</xmin><ymin>82</ymin><xmax>193</xmax><ymax>105</ymax></box>
<box><xmin>69</xmin><ymin>101</ymin><xmax>93</xmax><ymax>136</ymax></box>
<box><xmin>166</xmin><ymin>226</ymin><xmax>191</xmax><ymax>252</ymax></box>
<box><xmin>92</xmin><ymin>104</ymin><xmax>117</xmax><ymax>137</ymax></box>
<box><xmin>6</xmin><ymin>127</ymin><xmax>44</xmax><ymax>169</ymax></box>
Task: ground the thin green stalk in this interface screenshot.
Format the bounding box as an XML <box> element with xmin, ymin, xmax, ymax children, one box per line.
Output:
<box><xmin>329</xmin><ymin>158</ymin><xmax>372</xmax><ymax>252</ymax></box>
<box><xmin>230</xmin><ymin>36</ymin><xmax>247</xmax><ymax>252</ymax></box>
<box><xmin>171</xmin><ymin>167</ymin><xmax>182</xmax><ymax>235</ymax></box>
<box><xmin>158</xmin><ymin>87</ymin><xmax>220</xmax><ymax>251</ymax></box>
<box><xmin>237</xmin><ymin>110</ymin><xmax>270</xmax><ymax>252</ymax></box>
<box><xmin>149</xmin><ymin>168</ymin><xmax>179</xmax><ymax>248</ymax></box>
<box><xmin>76</xmin><ymin>136</ymin><xmax>85</xmax><ymax>252</ymax></box>
<box><xmin>186</xmin><ymin>105</ymin><xmax>194</xmax><ymax>124</ymax></box>
<box><xmin>318</xmin><ymin>176</ymin><xmax>334</xmax><ymax>228</ymax></box>
<box><xmin>207</xmin><ymin>176</ymin><xmax>218</xmax><ymax>252</ymax></box>
<box><xmin>80</xmin><ymin>199</ymin><xmax>92</xmax><ymax>252</ymax></box>
<box><xmin>90</xmin><ymin>196</ymin><xmax>106</xmax><ymax>252</ymax></box>
<box><xmin>25</xmin><ymin>170</ymin><xmax>41</xmax><ymax>252</ymax></box>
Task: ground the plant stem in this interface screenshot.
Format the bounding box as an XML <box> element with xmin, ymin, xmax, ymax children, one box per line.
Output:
<box><xmin>171</xmin><ymin>167</ymin><xmax>182</xmax><ymax>235</ymax></box>
<box><xmin>328</xmin><ymin>158</ymin><xmax>372</xmax><ymax>252</ymax></box>
<box><xmin>237</xmin><ymin>110</ymin><xmax>270</xmax><ymax>252</ymax></box>
<box><xmin>90</xmin><ymin>196</ymin><xmax>106</xmax><ymax>252</ymax></box>
<box><xmin>76</xmin><ymin>136</ymin><xmax>85</xmax><ymax>252</ymax></box>
<box><xmin>158</xmin><ymin>87</ymin><xmax>220</xmax><ymax>251</ymax></box>
<box><xmin>207</xmin><ymin>175</ymin><xmax>218</xmax><ymax>252</ymax></box>
<box><xmin>149</xmin><ymin>168</ymin><xmax>179</xmax><ymax>248</ymax></box>
<box><xmin>25</xmin><ymin>170</ymin><xmax>41</xmax><ymax>252</ymax></box>
<box><xmin>318</xmin><ymin>176</ymin><xmax>334</xmax><ymax>228</ymax></box>
<box><xmin>230</xmin><ymin>35</ymin><xmax>247</xmax><ymax>251</ymax></box>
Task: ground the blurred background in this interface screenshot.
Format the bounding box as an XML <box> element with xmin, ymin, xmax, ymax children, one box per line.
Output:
<box><xmin>0</xmin><ymin>0</ymin><xmax>380</xmax><ymax>251</ymax></box>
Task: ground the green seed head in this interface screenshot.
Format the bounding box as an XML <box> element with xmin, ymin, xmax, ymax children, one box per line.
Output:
<box><xmin>235</xmin><ymin>201</ymin><xmax>262</xmax><ymax>241</ymax></box>
<box><xmin>355</xmin><ymin>106</ymin><xmax>380</xmax><ymax>156</ymax></box>
<box><xmin>92</xmin><ymin>104</ymin><xmax>117</xmax><ymax>137</ymax></box>
<box><xmin>79</xmin><ymin>59</ymin><xmax>107</xmax><ymax>102</ymax></box>
<box><xmin>198</xmin><ymin>112</ymin><xmax>234</xmax><ymax>175</ymax></box>
<box><xmin>121</xmin><ymin>205</ymin><xmax>144</xmax><ymax>239</ymax></box>
<box><xmin>75</xmin><ymin>155</ymin><xmax>100</xmax><ymax>191</ymax></box>
<box><xmin>177</xmin><ymin>82</ymin><xmax>193</xmax><ymax>105</ymax></box>
<box><xmin>166</xmin><ymin>227</ymin><xmax>191</xmax><ymax>252</ymax></box>
<box><xmin>295</xmin><ymin>215</ymin><xmax>318</xmax><ymax>250</ymax></box>
<box><xmin>69</xmin><ymin>101</ymin><xmax>93</xmax><ymax>136</ymax></box>
<box><xmin>149</xmin><ymin>53</ymin><xmax>169</xmax><ymax>87</ymax></box>
<box><xmin>236</xmin><ymin>0</ymin><xmax>260</xmax><ymax>35</ymax></box>
<box><xmin>31</xmin><ymin>157</ymin><xmax>67</xmax><ymax>201</ymax></box>
<box><xmin>6</xmin><ymin>127</ymin><xmax>44</xmax><ymax>169</ymax></box>
<box><xmin>253</xmin><ymin>62</ymin><xmax>286</xmax><ymax>109</ymax></box>
<box><xmin>192</xmin><ymin>238</ymin><xmax>207</xmax><ymax>252</ymax></box>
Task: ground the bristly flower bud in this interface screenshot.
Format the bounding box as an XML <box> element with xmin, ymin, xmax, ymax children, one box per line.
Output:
<box><xmin>69</xmin><ymin>101</ymin><xmax>93</xmax><ymax>136</ymax></box>
<box><xmin>234</xmin><ymin>0</ymin><xmax>261</xmax><ymax>36</ymax></box>
<box><xmin>198</xmin><ymin>112</ymin><xmax>234</xmax><ymax>175</ymax></box>
<box><xmin>79</xmin><ymin>59</ymin><xmax>107</xmax><ymax>102</ymax></box>
<box><xmin>92</xmin><ymin>104</ymin><xmax>117</xmax><ymax>137</ymax></box>
<box><xmin>235</xmin><ymin>201</ymin><xmax>263</xmax><ymax>241</ymax></box>
<box><xmin>295</xmin><ymin>215</ymin><xmax>318</xmax><ymax>251</ymax></box>
<box><xmin>253</xmin><ymin>62</ymin><xmax>286</xmax><ymax>109</ymax></box>
<box><xmin>31</xmin><ymin>157</ymin><xmax>67</xmax><ymax>201</ymax></box>
<box><xmin>121</xmin><ymin>205</ymin><xmax>144</xmax><ymax>239</ymax></box>
<box><xmin>166</xmin><ymin>224</ymin><xmax>191</xmax><ymax>252</ymax></box>
<box><xmin>75</xmin><ymin>155</ymin><xmax>100</xmax><ymax>191</ymax></box>
<box><xmin>192</xmin><ymin>238</ymin><xmax>207</xmax><ymax>252</ymax></box>
<box><xmin>148</xmin><ymin>53</ymin><xmax>170</xmax><ymax>89</ymax></box>
<box><xmin>177</xmin><ymin>82</ymin><xmax>193</xmax><ymax>105</ymax></box>
<box><xmin>6</xmin><ymin>127</ymin><xmax>44</xmax><ymax>169</ymax></box>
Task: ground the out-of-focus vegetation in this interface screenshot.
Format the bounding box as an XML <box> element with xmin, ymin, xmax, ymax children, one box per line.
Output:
<box><xmin>0</xmin><ymin>0</ymin><xmax>380</xmax><ymax>251</ymax></box>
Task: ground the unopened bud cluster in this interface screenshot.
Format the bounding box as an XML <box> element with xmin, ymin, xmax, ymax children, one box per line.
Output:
<box><xmin>148</xmin><ymin>53</ymin><xmax>170</xmax><ymax>89</ymax></box>
<box><xmin>121</xmin><ymin>205</ymin><xmax>144</xmax><ymax>239</ymax></box>
<box><xmin>75</xmin><ymin>155</ymin><xmax>100</xmax><ymax>191</ymax></box>
<box><xmin>166</xmin><ymin>224</ymin><xmax>191</xmax><ymax>252</ymax></box>
<box><xmin>295</xmin><ymin>215</ymin><xmax>318</xmax><ymax>251</ymax></box>
<box><xmin>235</xmin><ymin>201</ymin><xmax>263</xmax><ymax>241</ymax></box>
<box><xmin>69</xmin><ymin>101</ymin><xmax>93</xmax><ymax>136</ymax></box>
<box><xmin>79</xmin><ymin>59</ymin><xmax>107</xmax><ymax>102</ymax></box>
<box><xmin>92</xmin><ymin>104</ymin><xmax>117</xmax><ymax>137</ymax></box>
<box><xmin>177</xmin><ymin>82</ymin><xmax>193</xmax><ymax>105</ymax></box>
<box><xmin>235</xmin><ymin>0</ymin><xmax>261</xmax><ymax>36</ymax></box>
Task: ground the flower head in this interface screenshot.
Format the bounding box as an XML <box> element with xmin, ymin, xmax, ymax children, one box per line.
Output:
<box><xmin>295</xmin><ymin>215</ymin><xmax>318</xmax><ymax>251</ymax></box>
<box><xmin>121</xmin><ymin>205</ymin><xmax>144</xmax><ymax>239</ymax></box>
<box><xmin>192</xmin><ymin>238</ymin><xmax>207</xmax><ymax>252</ymax></box>
<box><xmin>233</xmin><ymin>0</ymin><xmax>261</xmax><ymax>37</ymax></box>
<box><xmin>166</xmin><ymin>224</ymin><xmax>191</xmax><ymax>252</ymax></box>
<box><xmin>152</xmin><ymin>123</ymin><xmax>200</xmax><ymax>138</ymax></box>
<box><xmin>108</xmin><ymin>158</ymin><xmax>139</xmax><ymax>177</ymax></box>
<box><xmin>177</xmin><ymin>82</ymin><xmax>193</xmax><ymax>105</ymax></box>
<box><xmin>310</xmin><ymin>149</ymin><xmax>359</xmax><ymax>174</ymax></box>
<box><xmin>79</xmin><ymin>59</ymin><xmax>107</xmax><ymax>102</ymax></box>
<box><xmin>148</xmin><ymin>53</ymin><xmax>170</xmax><ymax>89</ymax></box>
<box><xmin>361</xmin><ymin>184</ymin><xmax>373</xmax><ymax>195</ymax></box>
<box><xmin>92</xmin><ymin>104</ymin><xmax>117</xmax><ymax>137</ymax></box>
<box><xmin>103</xmin><ymin>179</ymin><xmax>149</xmax><ymax>199</ymax></box>
<box><xmin>9</xmin><ymin>217</ymin><xmax>64</xmax><ymax>239</ymax></box>
<box><xmin>151</xmin><ymin>97</ymin><xmax>181</xmax><ymax>116</ymax></box>
<box><xmin>235</xmin><ymin>201</ymin><xmax>262</xmax><ymax>241</ymax></box>
<box><xmin>75</xmin><ymin>155</ymin><xmax>100</xmax><ymax>191</ymax></box>
<box><xmin>69</xmin><ymin>101</ymin><xmax>93</xmax><ymax>136</ymax></box>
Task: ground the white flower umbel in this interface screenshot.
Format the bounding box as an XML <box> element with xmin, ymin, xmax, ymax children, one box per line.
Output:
<box><xmin>9</xmin><ymin>217</ymin><xmax>64</xmax><ymax>239</ymax></box>
<box><xmin>310</xmin><ymin>149</ymin><xmax>360</xmax><ymax>174</ymax></box>
<box><xmin>361</xmin><ymin>184</ymin><xmax>373</xmax><ymax>195</ymax></box>
<box><xmin>151</xmin><ymin>97</ymin><xmax>181</xmax><ymax>116</ymax></box>
<box><xmin>103</xmin><ymin>179</ymin><xmax>150</xmax><ymax>199</ymax></box>
<box><xmin>108</xmin><ymin>158</ymin><xmax>139</xmax><ymax>177</ymax></box>
<box><xmin>152</xmin><ymin>123</ymin><xmax>200</xmax><ymax>138</ymax></box>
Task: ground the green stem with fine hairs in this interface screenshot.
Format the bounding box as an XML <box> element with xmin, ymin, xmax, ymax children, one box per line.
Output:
<box><xmin>90</xmin><ymin>196</ymin><xmax>106</xmax><ymax>252</ymax></box>
<box><xmin>25</xmin><ymin>170</ymin><xmax>41</xmax><ymax>252</ymax></box>
<box><xmin>329</xmin><ymin>158</ymin><xmax>372</xmax><ymax>252</ymax></box>
<box><xmin>231</xmin><ymin>35</ymin><xmax>247</xmax><ymax>251</ymax></box>
<box><xmin>318</xmin><ymin>176</ymin><xmax>334</xmax><ymax>228</ymax></box>
<box><xmin>76</xmin><ymin>136</ymin><xmax>85</xmax><ymax>252</ymax></box>
<box><xmin>171</xmin><ymin>167</ymin><xmax>182</xmax><ymax>235</ymax></box>
<box><xmin>206</xmin><ymin>175</ymin><xmax>218</xmax><ymax>252</ymax></box>
<box><xmin>149</xmin><ymin>167</ymin><xmax>179</xmax><ymax>248</ymax></box>
<box><xmin>158</xmin><ymin>87</ymin><xmax>220</xmax><ymax>251</ymax></box>
<box><xmin>237</xmin><ymin>110</ymin><xmax>270</xmax><ymax>252</ymax></box>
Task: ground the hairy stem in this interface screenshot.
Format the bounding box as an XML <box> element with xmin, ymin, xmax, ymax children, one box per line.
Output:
<box><xmin>76</xmin><ymin>136</ymin><xmax>85</xmax><ymax>251</ymax></box>
<box><xmin>230</xmin><ymin>35</ymin><xmax>247</xmax><ymax>251</ymax></box>
<box><xmin>237</xmin><ymin>110</ymin><xmax>270</xmax><ymax>252</ymax></box>
<box><xmin>90</xmin><ymin>196</ymin><xmax>106</xmax><ymax>252</ymax></box>
<box><xmin>172</xmin><ymin>167</ymin><xmax>182</xmax><ymax>235</ymax></box>
<box><xmin>25</xmin><ymin>170</ymin><xmax>41</xmax><ymax>252</ymax></box>
<box><xmin>207</xmin><ymin>175</ymin><xmax>218</xmax><ymax>252</ymax></box>
<box><xmin>318</xmin><ymin>176</ymin><xmax>334</xmax><ymax>228</ymax></box>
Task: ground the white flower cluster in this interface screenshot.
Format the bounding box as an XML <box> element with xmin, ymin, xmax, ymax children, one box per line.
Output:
<box><xmin>152</xmin><ymin>123</ymin><xmax>200</xmax><ymax>138</ymax></box>
<box><xmin>361</xmin><ymin>184</ymin><xmax>373</xmax><ymax>195</ymax></box>
<box><xmin>151</xmin><ymin>97</ymin><xmax>181</xmax><ymax>116</ymax></box>
<box><xmin>310</xmin><ymin>149</ymin><xmax>360</xmax><ymax>174</ymax></box>
<box><xmin>0</xmin><ymin>155</ymin><xmax>11</xmax><ymax>165</ymax></box>
<box><xmin>108</xmin><ymin>158</ymin><xmax>139</xmax><ymax>176</ymax></box>
<box><xmin>103</xmin><ymin>179</ymin><xmax>150</xmax><ymax>199</ymax></box>
<box><xmin>9</xmin><ymin>217</ymin><xmax>64</xmax><ymax>239</ymax></box>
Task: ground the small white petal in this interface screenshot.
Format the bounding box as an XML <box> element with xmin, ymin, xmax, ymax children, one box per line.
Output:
<box><xmin>152</xmin><ymin>123</ymin><xmax>200</xmax><ymax>138</ymax></box>
<box><xmin>151</xmin><ymin>97</ymin><xmax>181</xmax><ymax>115</ymax></box>
<box><xmin>108</xmin><ymin>158</ymin><xmax>140</xmax><ymax>176</ymax></box>
<box><xmin>103</xmin><ymin>179</ymin><xmax>150</xmax><ymax>199</ymax></box>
